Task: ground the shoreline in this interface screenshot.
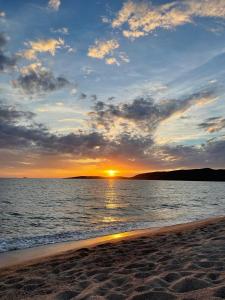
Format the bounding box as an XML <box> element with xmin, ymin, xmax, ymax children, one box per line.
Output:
<box><xmin>1</xmin><ymin>215</ymin><xmax>224</xmax><ymax>271</ymax></box>
<box><xmin>2</xmin><ymin>215</ymin><xmax>225</xmax><ymax>299</ymax></box>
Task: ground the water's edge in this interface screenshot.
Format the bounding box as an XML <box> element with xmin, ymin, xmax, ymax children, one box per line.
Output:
<box><xmin>0</xmin><ymin>215</ymin><xmax>224</xmax><ymax>270</ymax></box>
<box><xmin>0</xmin><ymin>216</ymin><xmax>211</xmax><ymax>253</ymax></box>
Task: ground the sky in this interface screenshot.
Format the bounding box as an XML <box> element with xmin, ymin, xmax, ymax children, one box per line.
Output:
<box><xmin>1</xmin><ymin>0</ymin><xmax>225</xmax><ymax>177</ymax></box>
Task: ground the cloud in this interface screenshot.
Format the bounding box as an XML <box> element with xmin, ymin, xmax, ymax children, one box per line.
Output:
<box><xmin>112</xmin><ymin>1</ymin><xmax>137</xmax><ymax>28</ymax></box>
<box><xmin>87</xmin><ymin>39</ymin><xmax>130</xmax><ymax>65</ymax></box>
<box><xmin>0</xmin><ymin>33</ymin><xmax>17</xmax><ymax>72</ymax></box>
<box><xmin>108</xmin><ymin>96</ymin><xmax>115</xmax><ymax>101</ymax></box>
<box><xmin>111</xmin><ymin>0</ymin><xmax>225</xmax><ymax>40</ymax></box>
<box><xmin>88</xmin><ymin>39</ymin><xmax>119</xmax><ymax>60</ymax></box>
<box><xmin>0</xmin><ymin>33</ymin><xmax>7</xmax><ymax>48</ymax></box>
<box><xmin>119</xmin><ymin>52</ymin><xmax>130</xmax><ymax>63</ymax></box>
<box><xmin>203</xmin><ymin>138</ymin><xmax>225</xmax><ymax>164</ymax></box>
<box><xmin>109</xmin><ymin>133</ymin><xmax>154</xmax><ymax>159</ymax></box>
<box><xmin>123</xmin><ymin>30</ymin><xmax>145</xmax><ymax>40</ymax></box>
<box><xmin>158</xmin><ymin>136</ymin><xmax>225</xmax><ymax>168</ymax></box>
<box><xmin>188</xmin><ymin>0</ymin><xmax>225</xmax><ymax>18</ymax></box>
<box><xmin>0</xmin><ymin>102</ymin><xmax>108</xmax><ymax>157</ymax></box>
<box><xmin>0</xmin><ymin>102</ymin><xmax>154</xmax><ymax>164</ymax></box>
<box><xmin>19</xmin><ymin>62</ymin><xmax>41</xmax><ymax>75</ymax></box>
<box><xmin>20</xmin><ymin>38</ymin><xmax>64</xmax><ymax>60</ymax></box>
<box><xmin>12</xmin><ymin>63</ymin><xmax>70</xmax><ymax>95</ymax></box>
<box><xmin>89</xmin><ymin>90</ymin><xmax>216</xmax><ymax>134</ymax></box>
<box><xmin>198</xmin><ymin>116</ymin><xmax>225</xmax><ymax>133</ymax></box>
<box><xmin>81</xmin><ymin>66</ymin><xmax>94</xmax><ymax>76</ymax></box>
<box><xmin>111</xmin><ymin>0</ymin><xmax>191</xmax><ymax>39</ymax></box>
<box><xmin>79</xmin><ymin>93</ymin><xmax>87</xmax><ymax>100</ymax></box>
<box><xmin>0</xmin><ymin>11</ymin><xmax>5</xmax><ymax>17</ymax></box>
<box><xmin>90</xmin><ymin>95</ymin><xmax>97</xmax><ymax>101</ymax></box>
<box><xmin>0</xmin><ymin>102</ymin><xmax>35</xmax><ymax>124</ymax></box>
<box><xmin>48</xmin><ymin>0</ymin><xmax>61</xmax><ymax>11</ymax></box>
<box><xmin>70</xmin><ymin>88</ymin><xmax>77</xmax><ymax>95</ymax></box>
<box><xmin>50</xmin><ymin>27</ymin><xmax>69</xmax><ymax>35</ymax></box>
<box><xmin>155</xmin><ymin>144</ymin><xmax>202</xmax><ymax>167</ymax></box>
<box><xmin>102</xmin><ymin>16</ymin><xmax>110</xmax><ymax>24</ymax></box>
<box><xmin>105</xmin><ymin>57</ymin><xmax>120</xmax><ymax>66</ymax></box>
<box><xmin>0</xmin><ymin>102</ymin><xmax>42</xmax><ymax>149</ymax></box>
<box><xmin>64</xmin><ymin>44</ymin><xmax>76</xmax><ymax>53</ymax></box>
<box><xmin>1</xmin><ymin>101</ymin><xmax>225</xmax><ymax>170</ymax></box>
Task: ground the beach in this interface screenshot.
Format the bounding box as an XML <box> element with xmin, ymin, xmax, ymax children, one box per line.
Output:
<box><xmin>0</xmin><ymin>217</ymin><xmax>225</xmax><ymax>299</ymax></box>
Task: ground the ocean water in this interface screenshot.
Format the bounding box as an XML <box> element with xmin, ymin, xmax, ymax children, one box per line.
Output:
<box><xmin>0</xmin><ymin>179</ymin><xmax>225</xmax><ymax>253</ymax></box>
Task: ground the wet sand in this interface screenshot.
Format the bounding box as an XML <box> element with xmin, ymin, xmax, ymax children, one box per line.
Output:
<box><xmin>1</xmin><ymin>216</ymin><xmax>225</xmax><ymax>299</ymax></box>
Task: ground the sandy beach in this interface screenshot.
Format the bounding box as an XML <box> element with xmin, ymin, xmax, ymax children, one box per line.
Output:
<box><xmin>1</xmin><ymin>216</ymin><xmax>225</xmax><ymax>299</ymax></box>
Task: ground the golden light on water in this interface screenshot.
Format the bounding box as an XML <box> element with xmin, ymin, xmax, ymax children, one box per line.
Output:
<box><xmin>102</xmin><ymin>216</ymin><xmax>119</xmax><ymax>223</ymax></box>
<box><xmin>111</xmin><ymin>233</ymin><xmax>124</xmax><ymax>239</ymax></box>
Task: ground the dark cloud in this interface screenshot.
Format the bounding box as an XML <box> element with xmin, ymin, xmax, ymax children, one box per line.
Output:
<box><xmin>198</xmin><ymin>116</ymin><xmax>225</xmax><ymax>133</ymax></box>
<box><xmin>79</xmin><ymin>93</ymin><xmax>87</xmax><ymax>100</ymax></box>
<box><xmin>93</xmin><ymin>101</ymin><xmax>105</xmax><ymax>111</ymax></box>
<box><xmin>0</xmin><ymin>33</ymin><xmax>17</xmax><ymax>72</ymax></box>
<box><xmin>13</xmin><ymin>65</ymin><xmax>70</xmax><ymax>95</ymax></box>
<box><xmin>108</xmin><ymin>96</ymin><xmax>115</xmax><ymax>101</ymax></box>
<box><xmin>0</xmin><ymin>102</ymin><xmax>35</xmax><ymax>124</ymax></box>
<box><xmin>1</xmin><ymin>91</ymin><xmax>225</xmax><ymax>170</ymax></box>
<box><xmin>204</xmin><ymin>138</ymin><xmax>225</xmax><ymax>164</ymax></box>
<box><xmin>0</xmin><ymin>104</ymin><xmax>48</xmax><ymax>149</ymax></box>
<box><xmin>159</xmin><ymin>138</ymin><xmax>225</xmax><ymax>169</ymax></box>
<box><xmin>0</xmin><ymin>33</ymin><xmax>7</xmax><ymax>47</ymax></box>
<box><xmin>90</xmin><ymin>94</ymin><xmax>97</xmax><ymax>101</ymax></box>
<box><xmin>90</xmin><ymin>90</ymin><xmax>215</xmax><ymax>133</ymax></box>
<box><xmin>158</xmin><ymin>144</ymin><xmax>202</xmax><ymax>168</ymax></box>
<box><xmin>0</xmin><ymin>103</ymin><xmax>107</xmax><ymax>156</ymax></box>
<box><xmin>107</xmin><ymin>133</ymin><xmax>154</xmax><ymax>159</ymax></box>
<box><xmin>0</xmin><ymin>102</ymin><xmax>153</xmax><ymax>161</ymax></box>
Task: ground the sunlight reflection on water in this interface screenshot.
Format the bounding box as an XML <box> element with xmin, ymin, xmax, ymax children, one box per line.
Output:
<box><xmin>1</xmin><ymin>179</ymin><xmax>225</xmax><ymax>252</ymax></box>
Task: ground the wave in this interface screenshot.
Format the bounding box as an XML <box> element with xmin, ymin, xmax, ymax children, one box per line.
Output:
<box><xmin>0</xmin><ymin>221</ymin><xmax>166</xmax><ymax>253</ymax></box>
<box><xmin>0</xmin><ymin>216</ymin><xmax>201</xmax><ymax>253</ymax></box>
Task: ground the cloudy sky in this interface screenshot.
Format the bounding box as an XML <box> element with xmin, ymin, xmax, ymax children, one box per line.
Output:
<box><xmin>1</xmin><ymin>0</ymin><xmax>225</xmax><ymax>177</ymax></box>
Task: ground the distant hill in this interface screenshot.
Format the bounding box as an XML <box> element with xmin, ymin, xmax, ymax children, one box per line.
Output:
<box><xmin>66</xmin><ymin>176</ymin><xmax>127</xmax><ymax>180</ymax></box>
<box><xmin>132</xmin><ymin>168</ymin><xmax>225</xmax><ymax>181</ymax></box>
<box><xmin>66</xmin><ymin>168</ymin><xmax>225</xmax><ymax>181</ymax></box>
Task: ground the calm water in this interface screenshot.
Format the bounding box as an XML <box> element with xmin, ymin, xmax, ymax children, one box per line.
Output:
<box><xmin>0</xmin><ymin>179</ymin><xmax>225</xmax><ymax>252</ymax></box>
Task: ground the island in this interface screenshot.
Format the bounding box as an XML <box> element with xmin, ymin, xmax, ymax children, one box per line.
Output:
<box><xmin>66</xmin><ymin>168</ymin><xmax>225</xmax><ymax>181</ymax></box>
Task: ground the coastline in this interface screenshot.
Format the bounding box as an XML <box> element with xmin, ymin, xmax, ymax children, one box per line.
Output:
<box><xmin>0</xmin><ymin>216</ymin><xmax>224</xmax><ymax>271</ymax></box>
<box><xmin>1</xmin><ymin>216</ymin><xmax>225</xmax><ymax>299</ymax></box>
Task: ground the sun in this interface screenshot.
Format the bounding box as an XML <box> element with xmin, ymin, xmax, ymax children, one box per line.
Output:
<box><xmin>105</xmin><ymin>169</ymin><xmax>118</xmax><ymax>177</ymax></box>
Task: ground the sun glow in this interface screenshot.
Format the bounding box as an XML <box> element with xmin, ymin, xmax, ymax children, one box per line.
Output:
<box><xmin>105</xmin><ymin>169</ymin><xmax>118</xmax><ymax>177</ymax></box>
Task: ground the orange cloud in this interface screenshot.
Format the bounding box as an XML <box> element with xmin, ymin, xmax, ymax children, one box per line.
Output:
<box><xmin>105</xmin><ymin>57</ymin><xmax>120</xmax><ymax>66</ymax></box>
<box><xmin>21</xmin><ymin>38</ymin><xmax>64</xmax><ymax>60</ymax></box>
<box><xmin>112</xmin><ymin>0</ymin><xmax>225</xmax><ymax>40</ymax></box>
<box><xmin>88</xmin><ymin>39</ymin><xmax>119</xmax><ymax>59</ymax></box>
<box><xmin>48</xmin><ymin>0</ymin><xmax>61</xmax><ymax>11</ymax></box>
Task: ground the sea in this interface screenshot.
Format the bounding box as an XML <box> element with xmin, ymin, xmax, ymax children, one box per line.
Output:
<box><xmin>0</xmin><ymin>178</ymin><xmax>225</xmax><ymax>253</ymax></box>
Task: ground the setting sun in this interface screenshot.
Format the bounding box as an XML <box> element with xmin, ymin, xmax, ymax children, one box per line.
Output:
<box><xmin>105</xmin><ymin>169</ymin><xmax>118</xmax><ymax>177</ymax></box>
